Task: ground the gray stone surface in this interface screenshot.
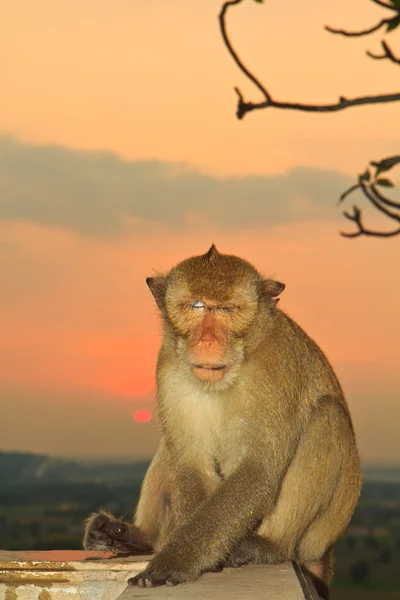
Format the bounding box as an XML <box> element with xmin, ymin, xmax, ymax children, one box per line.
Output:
<box><xmin>0</xmin><ymin>551</ymin><xmax>308</xmax><ymax>599</ymax></box>
<box><xmin>119</xmin><ymin>563</ymin><xmax>305</xmax><ymax>599</ymax></box>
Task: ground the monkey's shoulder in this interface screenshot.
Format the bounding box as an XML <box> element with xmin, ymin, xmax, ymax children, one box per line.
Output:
<box><xmin>266</xmin><ymin>311</ymin><xmax>337</xmax><ymax>370</ymax></box>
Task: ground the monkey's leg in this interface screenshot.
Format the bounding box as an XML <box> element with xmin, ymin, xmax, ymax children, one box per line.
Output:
<box><xmin>134</xmin><ymin>440</ymin><xmax>175</xmax><ymax>552</ymax></box>
<box><xmin>258</xmin><ymin>398</ymin><xmax>360</xmax><ymax>597</ymax></box>
<box><xmin>224</xmin><ymin>532</ymin><xmax>285</xmax><ymax>568</ymax></box>
<box><xmin>128</xmin><ymin>445</ymin><xmax>301</xmax><ymax>586</ymax></box>
<box><xmin>295</xmin><ymin>459</ymin><xmax>356</xmax><ymax>600</ymax></box>
<box><xmin>83</xmin><ymin>441</ymin><xmax>173</xmax><ymax>554</ymax></box>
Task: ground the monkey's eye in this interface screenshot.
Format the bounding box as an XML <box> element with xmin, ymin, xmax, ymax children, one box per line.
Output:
<box><xmin>192</xmin><ymin>301</ymin><xmax>206</xmax><ymax>310</ymax></box>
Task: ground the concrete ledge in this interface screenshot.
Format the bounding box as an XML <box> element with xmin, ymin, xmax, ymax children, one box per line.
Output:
<box><xmin>0</xmin><ymin>551</ymin><xmax>314</xmax><ymax>599</ymax></box>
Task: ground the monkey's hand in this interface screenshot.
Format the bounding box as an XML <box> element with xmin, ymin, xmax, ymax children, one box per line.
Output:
<box><xmin>128</xmin><ymin>543</ymin><xmax>202</xmax><ymax>588</ymax></box>
<box><xmin>83</xmin><ymin>511</ymin><xmax>152</xmax><ymax>555</ymax></box>
<box><xmin>224</xmin><ymin>534</ymin><xmax>284</xmax><ymax>568</ymax></box>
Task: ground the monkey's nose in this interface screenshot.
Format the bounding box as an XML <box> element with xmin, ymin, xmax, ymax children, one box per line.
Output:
<box><xmin>201</xmin><ymin>340</ymin><xmax>214</xmax><ymax>349</ymax></box>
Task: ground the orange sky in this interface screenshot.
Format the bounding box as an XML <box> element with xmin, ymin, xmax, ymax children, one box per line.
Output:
<box><xmin>1</xmin><ymin>0</ymin><xmax>400</xmax><ymax>462</ymax></box>
<box><xmin>2</xmin><ymin>0</ymin><xmax>399</xmax><ymax>174</ymax></box>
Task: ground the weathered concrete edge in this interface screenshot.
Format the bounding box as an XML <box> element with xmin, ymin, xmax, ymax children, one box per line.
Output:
<box><xmin>293</xmin><ymin>563</ymin><xmax>321</xmax><ymax>600</ymax></box>
<box><xmin>0</xmin><ymin>552</ymin><xmax>319</xmax><ymax>600</ymax></box>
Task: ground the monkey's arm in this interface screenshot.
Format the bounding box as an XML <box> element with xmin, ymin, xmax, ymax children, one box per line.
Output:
<box><xmin>129</xmin><ymin>432</ymin><xmax>298</xmax><ymax>587</ymax></box>
<box><xmin>170</xmin><ymin>468</ymin><xmax>212</xmax><ymax>525</ymax></box>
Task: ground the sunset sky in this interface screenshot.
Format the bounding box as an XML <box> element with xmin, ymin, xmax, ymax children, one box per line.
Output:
<box><xmin>1</xmin><ymin>0</ymin><xmax>399</xmax><ymax>463</ymax></box>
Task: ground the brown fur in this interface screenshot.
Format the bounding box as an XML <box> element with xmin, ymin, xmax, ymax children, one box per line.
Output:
<box><xmin>83</xmin><ymin>246</ymin><xmax>361</xmax><ymax>595</ymax></box>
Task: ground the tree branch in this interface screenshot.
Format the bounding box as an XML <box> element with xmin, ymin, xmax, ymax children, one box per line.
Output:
<box><xmin>371</xmin><ymin>0</ymin><xmax>400</xmax><ymax>10</ymax></box>
<box><xmin>360</xmin><ymin>183</ymin><xmax>400</xmax><ymax>222</ymax></box>
<box><xmin>237</xmin><ymin>93</ymin><xmax>400</xmax><ymax>116</ymax></box>
<box><xmin>341</xmin><ymin>205</ymin><xmax>400</xmax><ymax>238</ymax></box>
<box><xmin>219</xmin><ymin>1</ymin><xmax>400</xmax><ymax>120</ymax></box>
<box><xmin>370</xmin><ymin>184</ymin><xmax>400</xmax><ymax>210</ymax></box>
<box><xmin>339</xmin><ymin>156</ymin><xmax>400</xmax><ymax>237</ymax></box>
<box><xmin>367</xmin><ymin>40</ymin><xmax>400</xmax><ymax>64</ymax></box>
<box><xmin>325</xmin><ymin>18</ymin><xmax>395</xmax><ymax>37</ymax></box>
<box><xmin>219</xmin><ymin>0</ymin><xmax>271</xmax><ymax>112</ymax></box>
<box><xmin>219</xmin><ymin>1</ymin><xmax>400</xmax><ymax>239</ymax></box>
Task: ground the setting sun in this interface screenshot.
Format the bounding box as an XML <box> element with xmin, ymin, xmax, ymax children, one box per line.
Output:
<box><xmin>133</xmin><ymin>409</ymin><xmax>152</xmax><ymax>423</ymax></box>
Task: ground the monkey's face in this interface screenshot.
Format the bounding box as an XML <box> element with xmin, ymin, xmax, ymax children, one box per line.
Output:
<box><xmin>152</xmin><ymin>248</ymin><xmax>260</xmax><ymax>387</ymax></box>
<box><xmin>147</xmin><ymin>246</ymin><xmax>285</xmax><ymax>389</ymax></box>
<box><xmin>172</xmin><ymin>298</ymin><xmax>252</xmax><ymax>385</ymax></box>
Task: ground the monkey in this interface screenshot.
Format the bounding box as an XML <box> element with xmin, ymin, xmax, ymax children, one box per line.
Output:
<box><xmin>83</xmin><ymin>245</ymin><xmax>361</xmax><ymax>599</ymax></box>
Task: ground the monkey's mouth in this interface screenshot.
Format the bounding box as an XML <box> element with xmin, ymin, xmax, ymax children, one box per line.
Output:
<box><xmin>192</xmin><ymin>364</ymin><xmax>226</xmax><ymax>371</ymax></box>
<box><xmin>191</xmin><ymin>363</ymin><xmax>227</xmax><ymax>382</ymax></box>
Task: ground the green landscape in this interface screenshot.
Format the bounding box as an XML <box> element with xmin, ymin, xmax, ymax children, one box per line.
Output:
<box><xmin>1</xmin><ymin>452</ymin><xmax>399</xmax><ymax>598</ymax></box>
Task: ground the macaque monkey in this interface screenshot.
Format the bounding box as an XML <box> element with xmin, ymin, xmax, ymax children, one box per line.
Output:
<box><xmin>83</xmin><ymin>246</ymin><xmax>361</xmax><ymax>598</ymax></box>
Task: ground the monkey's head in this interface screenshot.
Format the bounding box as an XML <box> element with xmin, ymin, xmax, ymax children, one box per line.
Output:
<box><xmin>147</xmin><ymin>246</ymin><xmax>285</xmax><ymax>388</ymax></box>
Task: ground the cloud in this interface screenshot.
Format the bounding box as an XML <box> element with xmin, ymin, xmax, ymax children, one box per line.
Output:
<box><xmin>0</xmin><ymin>134</ymin><xmax>352</xmax><ymax>234</ymax></box>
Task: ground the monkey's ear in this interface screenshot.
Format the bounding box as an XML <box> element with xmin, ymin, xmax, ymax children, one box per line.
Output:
<box><xmin>146</xmin><ymin>276</ymin><xmax>167</xmax><ymax>310</ymax></box>
<box><xmin>262</xmin><ymin>280</ymin><xmax>285</xmax><ymax>307</ymax></box>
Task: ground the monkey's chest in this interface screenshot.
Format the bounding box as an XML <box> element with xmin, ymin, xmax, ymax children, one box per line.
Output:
<box><xmin>176</xmin><ymin>391</ymin><xmax>241</xmax><ymax>478</ymax></box>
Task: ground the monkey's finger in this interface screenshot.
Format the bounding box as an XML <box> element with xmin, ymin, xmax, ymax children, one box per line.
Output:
<box><xmin>127</xmin><ymin>574</ymin><xmax>142</xmax><ymax>586</ymax></box>
<box><xmin>128</xmin><ymin>573</ymin><xmax>166</xmax><ymax>588</ymax></box>
<box><xmin>85</xmin><ymin>531</ymin><xmax>117</xmax><ymax>552</ymax></box>
<box><xmin>166</xmin><ymin>578</ymin><xmax>179</xmax><ymax>586</ymax></box>
<box><xmin>128</xmin><ymin>574</ymin><xmax>154</xmax><ymax>587</ymax></box>
<box><xmin>144</xmin><ymin>576</ymin><xmax>169</xmax><ymax>588</ymax></box>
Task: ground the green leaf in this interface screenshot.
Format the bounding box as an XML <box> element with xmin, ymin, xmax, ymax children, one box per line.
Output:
<box><xmin>371</xmin><ymin>155</ymin><xmax>400</xmax><ymax>174</ymax></box>
<box><xmin>389</xmin><ymin>0</ymin><xmax>400</xmax><ymax>8</ymax></box>
<box><xmin>338</xmin><ymin>184</ymin><xmax>360</xmax><ymax>204</ymax></box>
<box><xmin>386</xmin><ymin>17</ymin><xmax>400</xmax><ymax>32</ymax></box>
<box><xmin>376</xmin><ymin>178</ymin><xmax>394</xmax><ymax>187</ymax></box>
<box><xmin>376</xmin><ymin>164</ymin><xmax>392</xmax><ymax>175</ymax></box>
<box><xmin>359</xmin><ymin>170</ymin><xmax>371</xmax><ymax>182</ymax></box>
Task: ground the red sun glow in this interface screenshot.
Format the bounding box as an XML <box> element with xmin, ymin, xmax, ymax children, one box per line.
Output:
<box><xmin>133</xmin><ymin>409</ymin><xmax>152</xmax><ymax>423</ymax></box>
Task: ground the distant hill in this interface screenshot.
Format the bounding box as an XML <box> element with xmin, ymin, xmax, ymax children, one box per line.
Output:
<box><xmin>363</xmin><ymin>464</ymin><xmax>400</xmax><ymax>483</ymax></box>
<box><xmin>2</xmin><ymin>451</ymin><xmax>400</xmax><ymax>489</ymax></box>
<box><xmin>0</xmin><ymin>451</ymin><xmax>150</xmax><ymax>488</ymax></box>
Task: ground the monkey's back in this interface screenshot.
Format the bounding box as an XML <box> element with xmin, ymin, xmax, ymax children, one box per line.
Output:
<box><xmin>253</xmin><ymin>308</ymin><xmax>351</xmax><ymax>414</ymax></box>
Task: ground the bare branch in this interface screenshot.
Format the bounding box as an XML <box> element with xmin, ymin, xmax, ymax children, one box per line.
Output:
<box><xmin>219</xmin><ymin>1</ymin><xmax>400</xmax><ymax>120</ymax></box>
<box><xmin>367</xmin><ymin>40</ymin><xmax>400</xmax><ymax>64</ymax></box>
<box><xmin>325</xmin><ymin>18</ymin><xmax>394</xmax><ymax>37</ymax></box>
<box><xmin>370</xmin><ymin>184</ymin><xmax>400</xmax><ymax>209</ymax></box>
<box><xmin>231</xmin><ymin>92</ymin><xmax>400</xmax><ymax>120</ymax></box>
<box><xmin>241</xmin><ymin>93</ymin><xmax>400</xmax><ymax>116</ymax></box>
<box><xmin>219</xmin><ymin>0</ymin><xmax>271</xmax><ymax>119</ymax></box>
<box><xmin>337</xmin><ymin>156</ymin><xmax>400</xmax><ymax>237</ymax></box>
<box><xmin>219</xmin><ymin>1</ymin><xmax>400</xmax><ymax>239</ymax></box>
<box><xmin>371</xmin><ymin>0</ymin><xmax>400</xmax><ymax>10</ymax></box>
<box><xmin>341</xmin><ymin>205</ymin><xmax>400</xmax><ymax>238</ymax></box>
<box><xmin>360</xmin><ymin>183</ymin><xmax>400</xmax><ymax>222</ymax></box>
<box><xmin>341</xmin><ymin>207</ymin><xmax>365</xmax><ymax>237</ymax></box>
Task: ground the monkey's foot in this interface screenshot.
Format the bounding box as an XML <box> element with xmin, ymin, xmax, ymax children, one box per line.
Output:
<box><xmin>128</xmin><ymin>549</ymin><xmax>198</xmax><ymax>588</ymax></box>
<box><xmin>128</xmin><ymin>559</ymin><xmax>224</xmax><ymax>587</ymax></box>
<box><xmin>83</xmin><ymin>510</ymin><xmax>152</xmax><ymax>554</ymax></box>
<box><xmin>128</xmin><ymin>571</ymin><xmax>181</xmax><ymax>588</ymax></box>
<box><xmin>224</xmin><ymin>534</ymin><xmax>284</xmax><ymax>568</ymax></box>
